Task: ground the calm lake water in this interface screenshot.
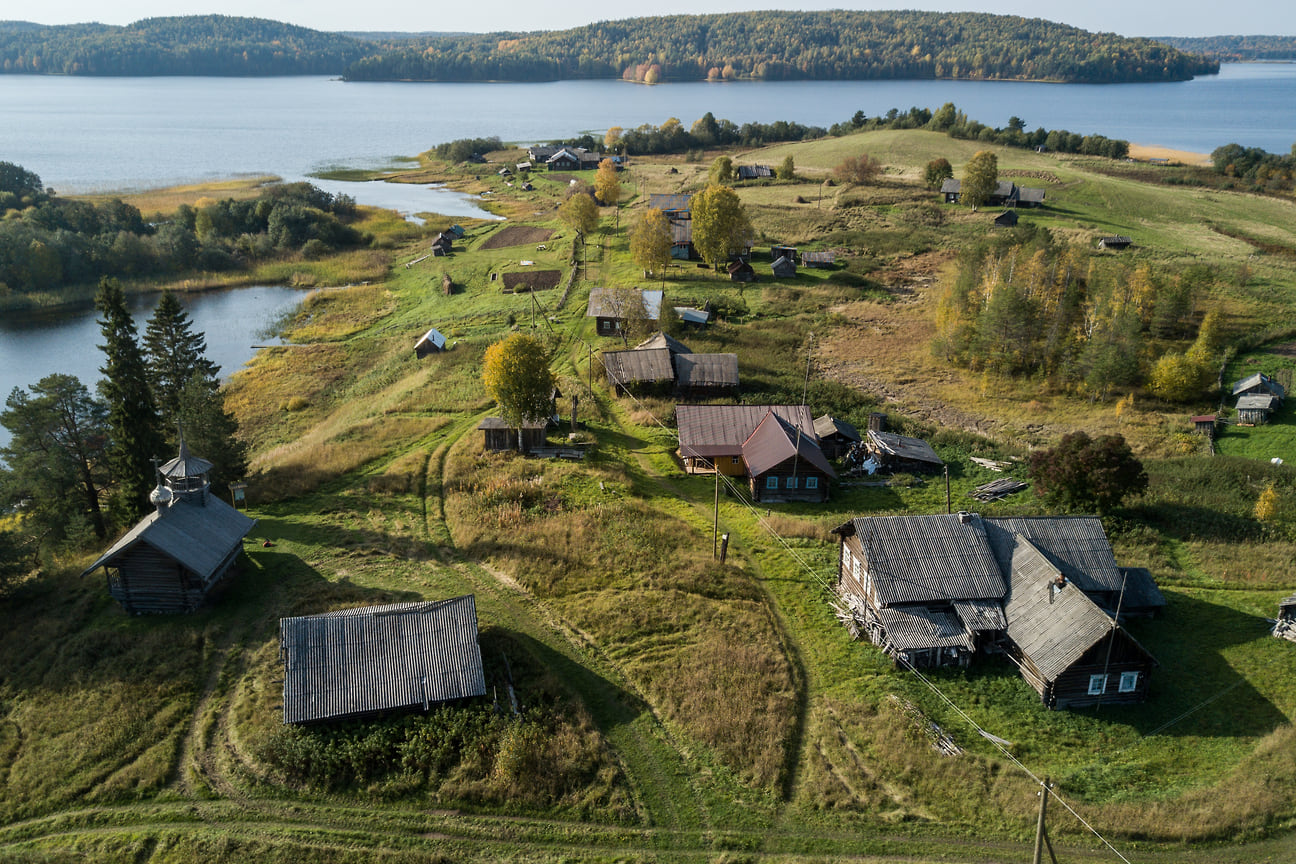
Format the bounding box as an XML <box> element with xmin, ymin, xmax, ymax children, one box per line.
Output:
<box><xmin>0</xmin><ymin>287</ymin><xmax>308</xmax><ymax>449</ymax></box>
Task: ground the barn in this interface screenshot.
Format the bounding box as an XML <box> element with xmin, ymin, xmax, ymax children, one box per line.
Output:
<box><xmin>279</xmin><ymin>595</ymin><xmax>487</xmax><ymax>724</ymax></box>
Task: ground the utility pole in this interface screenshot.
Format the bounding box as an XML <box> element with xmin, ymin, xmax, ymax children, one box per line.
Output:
<box><xmin>1032</xmin><ymin>778</ymin><xmax>1058</xmax><ymax>864</ymax></box>
<box><xmin>713</xmin><ymin>465</ymin><xmax>720</xmax><ymax>559</ymax></box>
<box><xmin>945</xmin><ymin>465</ymin><xmax>951</xmax><ymax>514</ymax></box>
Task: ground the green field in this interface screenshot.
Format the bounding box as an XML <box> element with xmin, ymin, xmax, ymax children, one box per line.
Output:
<box><xmin>3</xmin><ymin>127</ymin><xmax>1296</xmax><ymax>863</ymax></box>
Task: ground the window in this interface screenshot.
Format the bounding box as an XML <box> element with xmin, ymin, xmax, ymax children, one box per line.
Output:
<box><xmin>1119</xmin><ymin>671</ymin><xmax>1139</xmax><ymax>693</ymax></box>
<box><xmin>805</xmin><ymin>476</ymin><xmax>818</xmax><ymax>489</ymax></box>
<box><xmin>766</xmin><ymin>476</ymin><xmax>779</xmax><ymax>489</ymax></box>
<box><xmin>1088</xmin><ymin>674</ymin><xmax>1107</xmax><ymax>696</ymax></box>
<box><xmin>786</xmin><ymin>476</ymin><xmax>798</xmax><ymax>489</ymax></box>
<box><xmin>731</xmin><ymin>456</ymin><xmax>740</xmax><ymax>465</ymax></box>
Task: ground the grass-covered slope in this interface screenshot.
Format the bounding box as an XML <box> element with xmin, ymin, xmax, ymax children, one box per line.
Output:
<box><xmin>2</xmin><ymin>129</ymin><xmax>1296</xmax><ymax>861</ymax></box>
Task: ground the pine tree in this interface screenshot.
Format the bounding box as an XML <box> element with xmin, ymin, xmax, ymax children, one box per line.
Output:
<box><xmin>96</xmin><ymin>278</ymin><xmax>165</xmax><ymax>520</ymax></box>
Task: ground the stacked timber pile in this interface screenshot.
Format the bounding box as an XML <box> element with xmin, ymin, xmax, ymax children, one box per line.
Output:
<box><xmin>969</xmin><ymin>477</ymin><xmax>1029</xmax><ymax>502</ymax></box>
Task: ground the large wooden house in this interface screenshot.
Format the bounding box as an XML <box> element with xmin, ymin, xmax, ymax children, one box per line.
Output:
<box><xmin>676</xmin><ymin>404</ymin><xmax>816</xmax><ymax>476</ymax></box>
<box><xmin>279</xmin><ymin>595</ymin><xmax>487</xmax><ymax>724</ymax></box>
<box><xmin>586</xmin><ymin>287</ymin><xmax>663</xmax><ymax>337</ymax></box>
<box><xmin>833</xmin><ymin>512</ymin><xmax>1162</xmax><ymax>707</ymax></box>
<box><xmin>82</xmin><ymin>441</ymin><xmax>256</xmax><ymax>615</ymax></box>
<box><xmin>742</xmin><ymin>411</ymin><xmax>836</xmax><ymax>503</ymax></box>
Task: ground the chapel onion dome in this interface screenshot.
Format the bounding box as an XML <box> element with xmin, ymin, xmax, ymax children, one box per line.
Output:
<box><xmin>148</xmin><ymin>483</ymin><xmax>174</xmax><ymax>509</ymax></box>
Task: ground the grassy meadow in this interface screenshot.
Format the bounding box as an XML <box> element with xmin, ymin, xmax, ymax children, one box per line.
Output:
<box><xmin>3</xmin><ymin>126</ymin><xmax>1296</xmax><ymax>862</ymax></box>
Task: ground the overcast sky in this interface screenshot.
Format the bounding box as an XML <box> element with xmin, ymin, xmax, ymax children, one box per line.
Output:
<box><xmin>15</xmin><ymin>1</ymin><xmax>1296</xmax><ymax>39</ymax></box>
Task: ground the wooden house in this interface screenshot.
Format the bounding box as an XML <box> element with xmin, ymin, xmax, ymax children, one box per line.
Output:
<box><xmin>1099</xmin><ymin>236</ymin><xmax>1132</xmax><ymax>250</ymax></box>
<box><xmin>669</xmin><ymin>218</ymin><xmax>695</xmax><ymax>260</ymax></box>
<box><xmin>676</xmin><ymin>404</ymin><xmax>816</xmax><ymax>476</ymax></box>
<box><xmin>865</xmin><ymin>429</ymin><xmax>944</xmax><ymax>473</ymax></box>
<box><xmin>981</xmin><ymin>516</ymin><xmax>1165</xmax><ymax>617</ymax></box>
<box><xmin>81</xmin><ymin>441</ymin><xmax>256</xmax><ymax>615</ymax></box>
<box><xmin>1274</xmin><ymin>595</ymin><xmax>1296</xmax><ymax>643</ymax></box>
<box><xmin>940</xmin><ymin>177</ymin><xmax>962</xmax><ymax>203</ymax></box>
<box><xmin>515</xmin><ymin>161</ymin><xmax>533</xmax><ymax>172</ymax></box>
<box><xmin>993</xmin><ymin>210</ymin><xmax>1019</xmax><ymax>228</ymax></box>
<box><xmin>728</xmin><ymin>260</ymin><xmax>756</xmax><ymax>282</ymax></box>
<box><xmin>1001</xmin><ymin>534</ymin><xmax>1156</xmax><ymax>709</ymax></box>
<box><xmin>813</xmin><ymin>414</ymin><xmax>862</xmax><ymax>460</ymax></box>
<box><xmin>585</xmin><ymin>287</ymin><xmax>663</xmax><ymax>337</ymax></box>
<box><xmin>647</xmin><ymin>193</ymin><xmax>692</xmax><ymax>217</ymax></box>
<box><xmin>941</xmin><ymin>179</ymin><xmax>1044</xmax><ymax>208</ymax></box>
<box><xmin>771</xmin><ymin>256</ymin><xmax>797</xmax><ymax>279</ymax></box>
<box><xmin>802</xmin><ymin>251</ymin><xmax>837</xmax><ymax>269</ymax></box>
<box><xmin>736</xmin><ymin>164</ymin><xmax>772</xmax><ymax>180</ymax></box>
<box><xmin>546</xmin><ymin>148</ymin><xmax>583</xmax><ymax>171</ymax></box>
<box><xmin>833</xmin><ymin>513</ymin><xmax>1008</xmax><ymax>668</ymax></box>
<box><xmin>1233</xmin><ymin>372</ymin><xmax>1286</xmax><ymax>401</ymax></box>
<box><xmin>603</xmin><ymin>347</ymin><xmax>675</xmax><ymax>393</ymax></box>
<box><xmin>527</xmin><ymin>145</ymin><xmax>559</xmax><ymax>163</ymax></box>
<box><xmin>771</xmin><ymin>245</ymin><xmax>797</xmax><ymax>263</ymax></box>
<box><xmin>1237</xmin><ymin>393</ymin><xmax>1279</xmax><ymax>425</ymax></box>
<box><xmin>674</xmin><ymin>352</ymin><xmax>739</xmax><ymax>398</ymax></box>
<box><xmin>742</xmin><ymin>410</ymin><xmax>835</xmax><ymax>503</ymax></box>
<box><xmin>414</xmin><ymin>327</ymin><xmax>447</xmax><ymax>358</ymax></box>
<box><xmin>279</xmin><ymin>595</ymin><xmax>487</xmax><ymax>724</ymax></box>
<box><xmin>477</xmin><ymin>417</ymin><xmax>547</xmax><ymax>453</ymax></box>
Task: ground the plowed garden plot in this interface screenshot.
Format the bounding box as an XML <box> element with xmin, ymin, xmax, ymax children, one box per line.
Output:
<box><xmin>480</xmin><ymin>225</ymin><xmax>555</xmax><ymax>250</ymax></box>
<box><xmin>503</xmin><ymin>270</ymin><xmax>563</xmax><ymax>292</ymax></box>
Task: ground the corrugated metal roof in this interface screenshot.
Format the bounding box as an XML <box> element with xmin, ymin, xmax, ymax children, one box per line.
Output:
<box><xmin>635</xmin><ymin>332</ymin><xmax>691</xmax><ymax>354</ymax></box>
<box><xmin>876</xmin><ymin>605</ymin><xmax>973</xmax><ymax>652</ymax></box>
<box><xmin>648</xmin><ymin>193</ymin><xmax>692</xmax><ymax>213</ymax></box>
<box><xmin>1237</xmin><ymin>393</ymin><xmax>1277</xmax><ymax>410</ymax></box>
<box><xmin>675</xmin><ymin>353</ymin><xmax>738</xmax><ymax>388</ymax></box>
<box><xmin>585</xmin><ymin>287</ymin><xmax>663</xmax><ymax>320</ymax></box>
<box><xmin>742</xmin><ymin>411</ymin><xmax>835</xmax><ymax>478</ymax></box>
<box><xmin>602</xmin><ymin>347</ymin><xmax>674</xmax><ymax>385</ymax></box>
<box><xmin>1232</xmin><ymin>372</ymin><xmax>1284</xmax><ymax>397</ymax></box>
<box><xmin>1002</xmin><ymin>535</ymin><xmax>1121</xmax><ymax>682</ymax></box>
<box><xmin>674</xmin><ymin>307</ymin><xmax>709</xmax><ymax>325</ymax></box>
<box><xmin>280</xmin><ymin>595</ymin><xmax>486</xmax><ymax>724</ymax></box>
<box><xmin>953</xmin><ymin>598</ymin><xmax>1006</xmax><ymax>632</ymax></box>
<box><xmin>415</xmin><ymin>327</ymin><xmax>446</xmax><ymax>351</ymax></box>
<box><xmin>982</xmin><ymin>516</ymin><xmax>1127</xmax><ymax>595</ymax></box>
<box><xmin>814</xmin><ymin>414</ymin><xmax>861</xmax><ymax>442</ymax></box>
<box><xmin>842</xmin><ymin>514</ymin><xmax>1006</xmax><ymax>606</ymax></box>
<box><xmin>677</xmin><ymin>404</ymin><xmax>814</xmax><ymax>459</ymax></box>
<box><xmin>867</xmin><ymin>429</ymin><xmax>944</xmax><ymax>466</ymax></box>
<box><xmin>81</xmin><ymin>496</ymin><xmax>255</xmax><ymax>580</ymax></box>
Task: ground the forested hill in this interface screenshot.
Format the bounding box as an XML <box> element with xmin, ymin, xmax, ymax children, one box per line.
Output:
<box><xmin>0</xmin><ymin>11</ymin><xmax>1218</xmax><ymax>83</ymax></box>
<box><xmin>0</xmin><ymin>15</ymin><xmax>368</xmax><ymax>75</ymax></box>
<box><xmin>1156</xmin><ymin>35</ymin><xmax>1296</xmax><ymax>61</ymax></box>
<box><xmin>343</xmin><ymin>11</ymin><xmax>1217</xmax><ymax>83</ymax></box>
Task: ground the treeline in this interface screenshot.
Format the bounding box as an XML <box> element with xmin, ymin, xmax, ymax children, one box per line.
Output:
<box><xmin>933</xmin><ymin>225</ymin><xmax>1223</xmax><ymax>400</ymax></box>
<box><xmin>1157</xmin><ymin>35</ymin><xmax>1296</xmax><ymax>61</ymax></box>
<box><xmin>0</xmin><ymin>163</ymin><xmax>364</xmax><ymax>297</ymax></box>
<box><xmin>0</xmin><ymin>15</ymin><xmax>367</xmax><ymax>75</ymax></box>
<box><xmin>828</xmin><ymin>103</ymin><xmax>1130</xmax><ymax>159</ymax></box>
<box><xmin>0</xmin><ymin>12</ymin><xmax>1217</xmax><ymax>83</ymax></box>
<box><xmin>1211</xmin><ymin>142</ymin><xmax>1296</xmax><ymax>193</ymax></box>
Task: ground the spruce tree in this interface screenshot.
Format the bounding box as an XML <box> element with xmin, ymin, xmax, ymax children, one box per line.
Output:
<box><xmin>144</xmin><ymin>290</ymin><xmax>217</xmax><ymax>427</ymax></box>
<box><xmin>96</xmin><ymin>278</ymin><xmax>165</xmax><ymax>520</ymax></box>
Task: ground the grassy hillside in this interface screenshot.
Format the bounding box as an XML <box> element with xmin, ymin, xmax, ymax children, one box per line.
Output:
<box><xmin>2</xmin><ymin>128</ymin><xmax>1296</xmax><ymax>862</ymax></box>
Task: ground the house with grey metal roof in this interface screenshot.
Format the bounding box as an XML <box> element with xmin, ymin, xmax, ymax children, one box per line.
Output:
<box><xmin>1231</xmin><ymin>372</ymin><xmax>1285</xmax><ymax>400</ymax></box>
<box><xmin>279</xmin><ymin>595</ymin><xmax>487</xmax><ymax>724</ymax></box>
<box><xmin>674</xmin><ymin>352</ymin><xmax>738</xmax><ymax>397</ymax></box>
<box><xmin>1236</xmin><ymin>393</ymin><xmax>1279</xmax><ymax>425</ymax></box>
<box><xmin>647</xmin><ymin>193</ymin><xmax>692</xmax><ymax>216</ymax></box>
<box><xmin>865</xmin><ymin>429</ymin><xmax>944</xmax><ymax>473</ymax></box>
<box><xmin>742</xmin><ymin>411</ymin><xmax>835</xmax><ymax>503</ymax></box>
<box><xmin>82</xmin><ymin>440</ymin><xmax>255</xmax><ymax>615</ymax></box>
<box><xmin>1001</xmin><ymin>535</ymin><xmax>1155</xmax><ymax>708</ymax></box>
<box><xmin>586</xmin><ymin>287</ymin><xmax>663</xmax><ymax>337</ymax></box>
<box><xmin>833</xmin><ymin>512</ymin><xmax>1162</xmax><ymax>704</ymax></box>
<box><xmin>602</xmin><ymin>347</ymin><xmax>676</xmax><ymax>392</ymax></box>
<box><xmin>601</xmin><ymin>332</ymin><xmax>737</xmax><ymax>396</ymax></box>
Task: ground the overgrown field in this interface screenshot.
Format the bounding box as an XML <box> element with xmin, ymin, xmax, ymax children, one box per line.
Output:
<box><xmin>3</xmin><ymin>127</ymin><xmax>1296</xmax><ymax>862</ymax></box>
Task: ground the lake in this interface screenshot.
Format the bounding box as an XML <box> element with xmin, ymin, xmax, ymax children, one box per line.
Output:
<box><xmin>2</xmin><ymin>63</ymin><xmax>1294</xmax><ymax>197</ymax></box>
<box><xmin>0</xmin><ymin>286</ymin><xmax>308</xmax><ymax>449</ymax></box>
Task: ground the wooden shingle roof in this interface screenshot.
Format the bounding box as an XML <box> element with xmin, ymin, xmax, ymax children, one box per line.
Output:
<box><xmin>836</xmin><ymin>514</ymin><xmax>1006</xmax><ymax>606</ymax></box>
<box><xmin>280</xmin><ymin>595</ymin><xmax>486</xmax><ymax>725</ymax></box>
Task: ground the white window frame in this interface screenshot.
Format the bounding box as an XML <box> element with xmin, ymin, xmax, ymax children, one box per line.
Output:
<box><xmin>731</xmin><ymin>456</ymin><xmax>741</xmax><ymax>465</ymax></box>
<box><xmin>1118</xmin><ymin>671</ymin><xmax>1139</xmax><ymax>693</ymax></box>
<box><xmin>1088</xmin><ymin>674</ymin><xmax>1107</xmax><ymax>696</ymax></box>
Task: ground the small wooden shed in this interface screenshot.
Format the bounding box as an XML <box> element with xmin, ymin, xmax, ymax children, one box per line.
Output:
<box><xmin>1099</xmin><ymin>236</ymin><xmax>1132</xmax><ymax>250</ymax></box>
<box><xmin>1237</xmin><ymin>393</ymin><xmax>1278</xmax><ymax>426</ymax></box>
<box><xmin>478</xmin><ymin>417</ymin><xmax>547</xmax><ymax>453</ymax></box>
<box><xmin>728</xmin><ymin>260</ymin><xmax>756</xmax><ymax>282</ymax></box>
<box><xmin>414</xmin><ymin>327</ymin><xmax>447</xmax><ymax>358</ymax></box>
<box><xmin>279</xmin><ymin>595</ymin><xmax>486</xmax><ymax>724</ymax></box>
<box><xmin>771</xmin><ymin>256</ymin><xmax>797</xmax><ymax>279</ymax></box>
<box><xmin>993</xmin><ymin>210</ymin><xmax>1019</xmax><ymax>228</ymax></box>
<box><xmin>813</xmin><ymin>415</ymin><xmax>862</xmax><ymax>460</ymax></box>
<box><xmin>1191</xmin><ymin>414</ymin><xmax>1218</xmax><ymax>437</ymax></box>
<box><xmin>866</xmin><ymin>429</ymin><xmax>944</xmax><ymax>473</ymax></box>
